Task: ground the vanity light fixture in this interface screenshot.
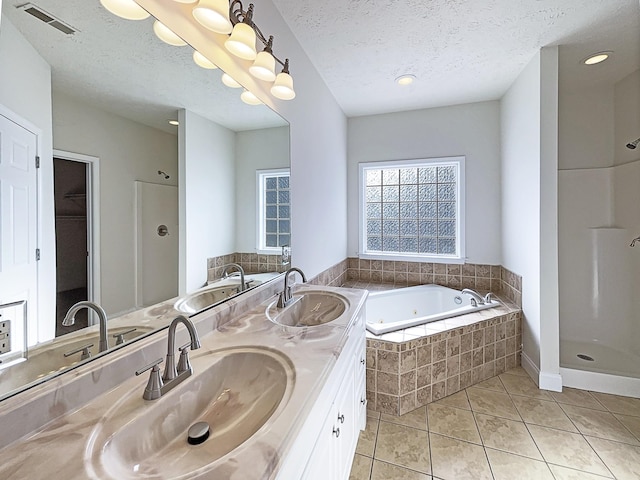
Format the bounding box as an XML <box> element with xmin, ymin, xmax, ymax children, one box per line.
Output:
<box><xmin>153</xmin><ymin>20</ymin><xmax>187</xmax><ymax>46</ymax></box>
<box><xmin>271</xmin><ymin>59</ymin><xmax>295</xmax><ymax>100</ymax></box>
<box><xmin>240</xmin><ymin>89</ymin><xmax>262</xmax><ymax>105</ymax></box>
<box><xmin>100</xmin><ymin>0</ymin><xmax>296</xmax><ymax>101</ymax></box>
<box><xmin>193</xmin><ymin>50</ymin><xmax>218</xmax><ymax>69</ymax></box>
<box><xmin>583</xmin><ymin>51</ymin><xmax>612</xmax><ymax>65</ymax></box>
<box><xmin>249</xmin><ymin>36</ymin><xmax>277</xmax><ymax>82</ymax></box>
<box><xmin>395</xmin><ymin>74</ymin><xmax>416</xmax><ymax>86</ymax></box>
<box><xmin>99</xmin><ymin>0</ymin><xmax>149</xmax><ymax>20</ymax></box>
<box><xmin>227</xmin><ymin>0</ymin><xmax>295</xmax><ymax>99</ymax></box>
<box><xmin>192</xmin><ymin>0</ymin><xmax>233</xmax><ymax>34</ymax></box>
<box><xmin>221</xmin><ymin>72</ymin><xmax>242</xmax><ymax>88</ymax></box>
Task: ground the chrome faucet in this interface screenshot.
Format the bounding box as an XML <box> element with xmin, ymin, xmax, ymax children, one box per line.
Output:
<box><xmin>461</xmin><ymin>288</ymin><xmax>485</xmax><ymax>307</ymax></box>
<box><xmin>62</xmin><ymin>301</ymin><xmax>109</xmax><ymax>352</ymax></box>
<box><xmin>221</xmin><ymin>263</ymin><xmax>246</xmax><ymax>291</ymax></box>
<box><xmin>135</xmin><ymin>315</ymin><xmax>201</xmax><ymax>401</ymax></box>
<box><xmin>277</xmin><ymin>267</ymin><xmax>307</xmax><ymax>308</ymax></box>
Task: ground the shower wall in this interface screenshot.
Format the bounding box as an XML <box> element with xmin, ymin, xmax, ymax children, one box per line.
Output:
<box><xmin>558</xmin><ymin>68</ymin><xmax>640</xmax><ymax>373</ymax></box>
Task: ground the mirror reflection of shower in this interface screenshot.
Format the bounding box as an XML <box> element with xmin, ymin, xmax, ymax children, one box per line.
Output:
<box><xmin>626</xmin><ymin>137</ymin><xmax>640</xmax><ymax>149</ymax></box>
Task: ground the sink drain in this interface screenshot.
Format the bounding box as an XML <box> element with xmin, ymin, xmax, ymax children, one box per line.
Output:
<box><xmin>187</xmin><ymin>421</ymin><xmax>210</xmax><ymax>445</ymax></box>
<box><xmin>577</xmin><ymin>354</ymin><xmax>595</xmax><ymax>362</ymax></box>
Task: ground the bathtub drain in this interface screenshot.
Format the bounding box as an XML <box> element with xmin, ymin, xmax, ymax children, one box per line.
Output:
<box><xmin>577</xmin><ymin>354</ymin><xmax>595</xmax><ymax>362</ymax></box>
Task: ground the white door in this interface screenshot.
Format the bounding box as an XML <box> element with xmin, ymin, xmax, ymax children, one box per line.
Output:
<box><xmin>0</xmin><ymin>113</ymin><xmax>38</xmax><ymax>356</ymax></box>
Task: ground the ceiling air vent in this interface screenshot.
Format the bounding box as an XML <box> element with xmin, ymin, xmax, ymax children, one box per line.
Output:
<box><xmin>16</xmin><ymin>3</ymin><xmax>77</xmax><ymax>35</ymax></box>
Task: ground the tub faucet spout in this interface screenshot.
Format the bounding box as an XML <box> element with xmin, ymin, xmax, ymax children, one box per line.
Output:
<box><xmin>461</xmin><ymin>288</ymin><xmax>485</xmax><ymax>306</ymax></box>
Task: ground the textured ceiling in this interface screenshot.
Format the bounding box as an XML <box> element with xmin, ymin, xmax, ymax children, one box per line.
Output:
<box><xmin>271</xmin><ymin>0</ymin><xmax>640</xmax><ymax>116</ymax></box>
<box><xmin>2</xmin><ymin>0</ymin><xmax>287</xmax><ymax>133</ymax></box>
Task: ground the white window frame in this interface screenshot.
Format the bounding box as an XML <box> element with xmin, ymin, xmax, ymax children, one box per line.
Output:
<box><xmin>256</xmin><ymin>168</ymin><xmax>290</xmax><ymax>254</ymax></box>
<box><xmin>358</xmin><ymin>156</ymin><xmax>466</xmax><ymax>264</ymax></box>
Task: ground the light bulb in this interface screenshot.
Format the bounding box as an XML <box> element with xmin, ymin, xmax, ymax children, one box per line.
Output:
<box><xmin>153</xmin><ymin>20</ymin><xmax>187</xmax><ymax>46</ymax></box>
<box><xmin>271</xmin><ymin>72</ymin><xmax>295</xmax><ymax>100</ymax></box>
<box><xmin>241</xmin><ymin>90</ymin><xmax>262</xmax><ymax>105</ymax></box>
<box><xmin>249</xmin><ymin>50</ymin><xmax>276</xmax><ymax>82</ymax></box>
<box><xmin>193</xmin><ymin>50</ymin><xmax>218</xmax><ymax>69</ymax></box>
<box><xmin>192</xmin><ymin>0</ymin><xmax>233</xmax><ymax>34</ymax></box>
<box><xmin>225</xmin><ymin>22</ymin><xmax>257</xmax><ymax>60</ymax></box>
<box><xmin>221</xmin><ymin>73</ymin><xmax>242</xmax><ymax>88</ymax></box>
<box><xmin>99</xmin><ymin>0</ymin><xmax>149</xmax><ymax>20</ymax></box>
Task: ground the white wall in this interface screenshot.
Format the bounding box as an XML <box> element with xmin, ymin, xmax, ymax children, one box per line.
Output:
<box><xmin>501</xmin><ymin>47</ymin><xmax>560</xmax><ymax>390</ymax></box>
<box><xmin>347</xmin><ymin>101</ymin><xmax>502</xmax><ymax>264</ymax></box>
<box><xmin>614</xmin><ymin>69</ymin><xmax>640</xmax><ymax>166</ymax></box>
<box><xmin>0</xmin><ymin>17</ymin><xmax>55</xmax><ymax>343</ymax></box>
<box><xmin>179</xmin><ymin>109</ymin><xmax>235</xmax><ymax>293</ymax></box>
<box><xmin>558</xmin><ymin>85</ymin><xmax>614</xmax><ymax>170</ymax></box>
<box><xmin>235</xmin><ymin>126</ymin><xmax>290</xmax><ymax>253</ymax></box>
<box><xmin>502</xmin><ymin>53</ymin><xmax>542</xmax><ymax>370</ymax></box>
<box><xmin>138</xmin><ymin>0</ymin><xmax>349</xmax><ymax>280</ymax></box>
<box><xmin>52</xmin><ymin>92</ymin><xmax>178</xmax><ymax>316</ymax></box>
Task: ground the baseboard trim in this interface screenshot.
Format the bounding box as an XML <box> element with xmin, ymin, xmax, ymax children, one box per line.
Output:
<box><xmin>519</xmin><ymin>352</ymin><xmax>562</xmax><ymax>392</ymax></box>
<box><xmin>539</xmin><ymin>371</ymin><xmax>563</xmax><ymax>392</ymax></box>
<box><xmin>560</xmin><ymin>367</ymin><xmax>640</xmax><ymax>397</ymax></box>
<box><xmin>520</xmin><ymin>352</ymin><xmax>539</xmax><ymax>383</ymax></box>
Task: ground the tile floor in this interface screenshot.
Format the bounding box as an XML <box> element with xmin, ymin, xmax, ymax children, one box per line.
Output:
<box><xmin>349</xmin><ymin>366</ymin><xmax>640</xmax><ymax>480</ymax></box>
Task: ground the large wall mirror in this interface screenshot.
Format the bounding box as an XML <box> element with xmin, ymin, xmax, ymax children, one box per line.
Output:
<box><xmin>0</xmin><ymin>0</ymin><xmax>290</xmax><ymax>402</ymax></box>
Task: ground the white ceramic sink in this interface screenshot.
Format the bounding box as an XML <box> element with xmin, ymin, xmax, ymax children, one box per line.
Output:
<box><xmin>0</xmin><ymin>326</ymin><xmax>152</xmax><ymax>397</ymax></box>
<box><xmin>266</xmin><ymin>291</ymin><xmax>349</xmax><ymax>327</ymax></box>
<box><xmin>86</xmin><ymin>347</ymin><xmax>294</xmax><ymax>479</ymax></box>
<box><xmin>174</xmin><ymin>285</ymin><xmax>243</xmax><ymax>314</ymax></box>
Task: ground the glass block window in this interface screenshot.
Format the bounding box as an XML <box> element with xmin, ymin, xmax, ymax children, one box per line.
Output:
<box><xmin>359</xmin><ymin>157</ymin><xmax>465</xmax><ymax>260</ymax></box>
<box><xmin>257</xmin><ymin>169</ymin><xmax>290</xmax><ymax>251</ymax></box>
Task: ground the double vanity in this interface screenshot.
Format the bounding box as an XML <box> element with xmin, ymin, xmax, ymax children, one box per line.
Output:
<box><xmin>0</xmin><ymin>276</ymin><xmax>367</xmax><ymax>480</ymax></box>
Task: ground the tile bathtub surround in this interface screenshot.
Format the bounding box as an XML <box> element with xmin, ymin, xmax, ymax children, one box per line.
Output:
<box><xmin>206</xmin><ymin>252</ymin><xmax>289</xmax><ymax>282</ymax></box>
<box><xmin>345</xmin><ymin>258</ymin><xmax>522</xmax><ymax>308</ymax></box>
<box><xmin>350</xmin><ymin>367</ymin><xmax>640</xmax><ymax>480</ymax></box>
<box><xmin>364</xmin><ymin>306</ymin><xmax>522</xmax><ymax>416</ymax></box>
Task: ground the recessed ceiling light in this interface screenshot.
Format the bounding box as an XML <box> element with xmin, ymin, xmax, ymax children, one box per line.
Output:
<box><xmin>395</xmin><ymin>74</ymin><xmax>416</xmax><ymax>86</ymax></box>
<box><xmin>168</xmin><ymin>120</ymin><xmax>179</xmax><ymax>126</ymax></box>
<box><xmin>583</xmin><ymin>51</ymin><xmax>613</xmax><ymax>65</ymax></box>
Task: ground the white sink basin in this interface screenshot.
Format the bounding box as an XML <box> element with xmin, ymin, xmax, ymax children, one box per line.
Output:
<box><xmin>86</xmin><ymin>347</ymin><xmax>294</xmax><ymax>479</ymax></box>
<box><xmin>0</xmin><ymin>326</ymin><xmax>152</xmax><ymax>397</ymax></box>
<box><xmin>266</xmin><ymin>291</ymin><xmax>349</xmax><ymax>327</ymax></box>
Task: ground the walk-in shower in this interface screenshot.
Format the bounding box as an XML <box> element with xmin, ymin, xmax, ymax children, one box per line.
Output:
<box><xmin>558</xmin><ymin>48</ymin><xmax>640</xmax><ymax>396</ymax></box>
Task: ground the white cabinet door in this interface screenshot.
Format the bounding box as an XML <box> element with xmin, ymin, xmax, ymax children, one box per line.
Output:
<box><xmin>302</xmin><ymin>407</ymin><xmax>339</xmax><ymax>480</ymax></box>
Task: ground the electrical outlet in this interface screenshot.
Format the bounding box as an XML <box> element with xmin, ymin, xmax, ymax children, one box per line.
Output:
<box><xmin>0</xmin><ymin>321</ymin><xmax>11</xmax><ymax>354</ymax></box>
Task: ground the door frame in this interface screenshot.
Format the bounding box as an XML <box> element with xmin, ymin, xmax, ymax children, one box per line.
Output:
<box><xmin>52</xmin><ymin>149</ymin><xmax>101</xmax><ymax>311</ymax></box>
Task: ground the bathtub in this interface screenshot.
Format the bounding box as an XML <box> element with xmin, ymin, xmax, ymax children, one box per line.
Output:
<box><xmin>366</xmin><ymin>284</ymin><xmax>499</xmax><ymax>335</ymax></box>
